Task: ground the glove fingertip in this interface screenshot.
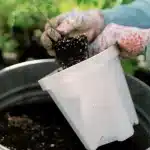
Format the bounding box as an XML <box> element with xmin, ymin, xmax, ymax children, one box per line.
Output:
<box><xmin>56</xmin><ymin>21</ymin><xmax>74</xmax><ymax>35</ymax></box>
<box><xmin>47</xmin><ymin>49</ymin><xmax>56</xmax><ymax>57</ymax></box>
<box><xmin>44</xmin><ymin>20</ymin><xmax>51</xmax><ymax>30</ymax></box>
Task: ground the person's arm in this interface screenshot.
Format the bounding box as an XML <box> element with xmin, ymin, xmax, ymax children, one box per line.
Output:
<box><xmin>102</xmin><ymin>0</ymin><xmax>150</xmax><ymax>28</ymax></box>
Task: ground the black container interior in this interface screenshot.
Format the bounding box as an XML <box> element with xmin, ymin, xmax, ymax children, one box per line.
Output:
<box><xmin>0</xmin><ymin>84</ymin><xmax>148</xmax><ymax>150</ymax></box>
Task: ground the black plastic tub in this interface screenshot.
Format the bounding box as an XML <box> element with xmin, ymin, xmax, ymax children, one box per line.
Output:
<box><xmin>0</xmin><ymin>59</ymin><xmax>149</xmax><ymax>150</ymax></box>
<box><xmin>134</xmin><ymin>68</ymin><xmax>150</xmax><ymax>87</ymax></box>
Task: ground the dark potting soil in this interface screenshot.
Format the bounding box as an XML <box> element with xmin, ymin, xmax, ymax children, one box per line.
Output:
<box><xmin>52</xmin><ymin>35</ymin><xmax>89</xmax><ymax>69</ymax></box>
<box><xmin>0</xmin><ymin>101</ymin><xmax>140</xmax><ymax>150</ymax></box>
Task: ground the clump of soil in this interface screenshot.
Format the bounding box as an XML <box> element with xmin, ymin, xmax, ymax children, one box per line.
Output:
<box><xmin>0</xmin><ymin>101</ymin><xmax>140</xmax><ymax>150</ymax></box>
<box><xmin>53</xmin><ymin>35</ymin><xmax>89</xmax><ymax>69</ymax></box>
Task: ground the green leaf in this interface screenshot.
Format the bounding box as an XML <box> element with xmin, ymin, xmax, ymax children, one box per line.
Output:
<box><xmin>121</xmin><ymin>59</ymin><xmax>137</xmax><ymax>75</ymax></box>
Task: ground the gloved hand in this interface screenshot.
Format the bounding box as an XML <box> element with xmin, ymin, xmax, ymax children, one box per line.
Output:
<box><xmin>89</xmin><ymin>23</ymin><xmax>150</xmax><ymax>58</ymax></box>
<box><xmin>41</xmin><ymin>9</ymin><xmax>150</xmax><ymax>58</ymax></box>
<box><xmin>40</xmin><ymin>9</ymin><xmax>105</xmax><ymax>56</ymax></box>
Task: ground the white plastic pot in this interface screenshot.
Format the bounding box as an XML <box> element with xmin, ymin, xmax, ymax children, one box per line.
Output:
<box><xmin>39</xmin><ymin>46</ymin><xmax>139</xmax><ymax>150</ymax></box>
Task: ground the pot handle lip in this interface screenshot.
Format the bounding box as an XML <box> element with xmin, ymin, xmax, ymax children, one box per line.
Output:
<box><xmin>0</xmin><ymin>59</ymin><xmax>56</xmax><ymax>75</ymax></box>
<box><xmin>0</xmin><ymin>144</ymin><xmax>10</xmax><ymax>150</ymax></box>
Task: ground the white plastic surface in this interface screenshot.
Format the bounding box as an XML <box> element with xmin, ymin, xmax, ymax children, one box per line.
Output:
<box><xmin>39</xmin><ymin>46</ymin><xmax>139</xmax><ymax>150</ymax></box>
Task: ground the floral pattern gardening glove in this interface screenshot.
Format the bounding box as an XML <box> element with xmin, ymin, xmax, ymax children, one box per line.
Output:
<box><xmin>40</xmin><ymin>9</ymin><xmax>105</xmax><ymax>56</ymax></box>
<box><xmin>41</xmin><ymin>9</ymin><xmax>150</xmax><ymax>58</ymax></box>
<box><xmin>89</xmin><ymin>23</ymin><xmax>150</xmax><ymax>58</ymax></box>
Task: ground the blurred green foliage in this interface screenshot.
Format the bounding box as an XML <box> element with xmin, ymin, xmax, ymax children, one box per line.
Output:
<box><xmin>121</xmin><ymin>59</ymin><xmax>138</xmax><ymax>74</ymax></box>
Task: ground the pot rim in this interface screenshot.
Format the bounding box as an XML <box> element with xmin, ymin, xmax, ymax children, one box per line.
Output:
<box><xmin>0</xmin><ymin>144</ymin><xmax>10</xmax><ymax>150</ymax></box>
<box><xmin>0</xmin><ymin>59</ymin><xmax>56</xmax><ymax>75</ymax></box>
